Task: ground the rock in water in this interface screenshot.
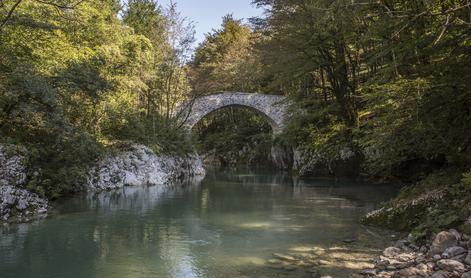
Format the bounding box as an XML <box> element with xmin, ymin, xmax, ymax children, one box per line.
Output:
<box><xmin>431</xmin><ymin>231</ymin><xmax>458</xmax><ymax>255</ymax></box>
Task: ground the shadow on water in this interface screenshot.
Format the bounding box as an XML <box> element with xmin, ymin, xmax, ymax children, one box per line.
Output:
<box><xmin>0</xmin><ymin>168</ymin><xmax>400</xmax><ymax>278</ymax></box>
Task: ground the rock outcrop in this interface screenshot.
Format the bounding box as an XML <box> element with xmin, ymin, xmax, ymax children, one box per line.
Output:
<box><xmin>0</xmin><ymin>145</ymin><xmax>28</xmax><ymax>187</ymax></box>
<box><xmin>86</xmin><ymin>144</ymin><xmax>206</xmax><ymax>191</ymax></box>
<box><xmin>270</xmin><ymin>142</ymin><xmax>293</xmax><ymax>170</ymax></box>
<box><xmin>0</xmin><ymin>144</ymin><xmax>49</xmax><ymax>222</ymax></box>
<box><xmin>1</xmin><ymin>186</ymin><xmax>48</xmax><ymax>222</ymax></box>
<box><xmin>1</xmin><ymin>143</ymin><xmax>206</xmax><ymax>222</ymax></box>
<box><xmin>292</xmin><ymin>146</ymin><xmax>362</xmax><ymax>178</ymax></box>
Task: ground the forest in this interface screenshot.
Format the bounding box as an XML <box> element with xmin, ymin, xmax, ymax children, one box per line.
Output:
<box><xmin>1</xmin><ymin>0</ymin><xmax>471</xmax><ymax>236</ymax></box>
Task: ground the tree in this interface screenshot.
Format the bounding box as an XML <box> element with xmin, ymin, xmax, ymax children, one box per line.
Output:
<box><xmin>253</xmin><ymin>0</ymin><xmax>367</xmax><ymax>128</ymax></box>
<box><xmin>190</xmin><ymin>14</ymin><xmax>263</xmax><ymax>95</ymax></box>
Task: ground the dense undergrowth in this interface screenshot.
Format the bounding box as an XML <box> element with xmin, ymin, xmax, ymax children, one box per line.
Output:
<box><xmin>363</xmin><ymin>169</ymin><xmax>471</xmax><ymax>239</ymax></box>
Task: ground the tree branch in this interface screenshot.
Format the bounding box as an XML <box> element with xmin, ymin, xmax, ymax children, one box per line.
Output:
<box><xmin>0</xmin><ymin>0</ymin><xmax>23</xmax><ymax>31</ymax></box>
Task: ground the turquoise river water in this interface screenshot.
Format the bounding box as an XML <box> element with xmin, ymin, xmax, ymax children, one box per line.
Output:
<box><xmin>0</xmin><ymin>169</ymin><xmax>400</xmax><ymax>278</ymax></box>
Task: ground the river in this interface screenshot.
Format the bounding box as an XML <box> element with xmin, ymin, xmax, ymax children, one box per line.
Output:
<box><xmin>0</xmin><ymin>169</ymin><xmax>399</xmax><ymax>277</ymax></box>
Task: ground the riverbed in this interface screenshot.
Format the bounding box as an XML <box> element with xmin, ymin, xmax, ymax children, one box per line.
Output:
<box><xmin>0</xmin><ymin>169</ymin><xmax>400</xmax><ymax>277</ymax></box>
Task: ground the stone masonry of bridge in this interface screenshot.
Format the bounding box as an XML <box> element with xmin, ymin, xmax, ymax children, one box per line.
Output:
<box><xmin>175</xmin><ymin>92</ymin><xmax>290</xmax><ymax>134</ymax></box>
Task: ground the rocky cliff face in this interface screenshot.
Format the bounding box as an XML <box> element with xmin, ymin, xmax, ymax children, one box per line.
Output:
<box><xmin>1</xmin><ymin>144</ymin><xmax>206</xmax><ymax>223</ymax></box>
<box><xmin>0</xmin><ymin>145</ymin><xmax>28</xmax><ymax>188</ymax></box>
<box><xmin>269</xmin><ymin>143</ymin><xmax>362</xmax><ymax>178</ymax></box>
<box><xmin>86</xmin><ymin>145</ymin><xmax>206</xmax><ymax>191</ymax></box>
<box><xmin>0</xmin><ymin>145</ymin><xmax>49</xmax><ymax>222</ymax></box>
<box><xmin>270</xmin><ymin>143</ymin><xmax>293</xmax><ymax>170</ymax></box>
<box><xmin>0</xmin><ymin>186</ymin><xmax>49</xmax><ymax>222</ymax></box>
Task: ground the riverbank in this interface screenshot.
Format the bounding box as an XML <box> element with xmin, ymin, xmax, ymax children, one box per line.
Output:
<box><xmin>0</xmin><ymin>144</ymin><xmax>206</xmax><ymax>223</ymax></box>
<box><xmin>361</xmin><ymin>229</ymin><xmax>471</xmax><ymax>277</ymax></box>
<box><xmin>362</xmin><ymin>170</ymin><xmax>471</xmax><ymax>239</ymax></box>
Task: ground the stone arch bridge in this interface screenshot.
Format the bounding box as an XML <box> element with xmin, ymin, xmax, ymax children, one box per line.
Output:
<box><xmin>175</xmin><ymin>92</ymin><xmax>290</xmax><ymax>134</ymax></box>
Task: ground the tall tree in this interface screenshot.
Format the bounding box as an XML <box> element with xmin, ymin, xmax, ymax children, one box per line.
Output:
<box><xmin>190</xmin><ymin>14</ymin><xmax>263</xmax><ymax>95</ymax></box>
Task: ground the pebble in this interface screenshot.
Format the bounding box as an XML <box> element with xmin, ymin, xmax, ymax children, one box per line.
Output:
<box><xmin>267</xmin><ymin>259</ymin><xmax>281</xmax><ymax>264</ymax></box>
<box><xmin>318</xmin><ymin>260</ymin><xmax>331</xmax><ymax>265</ymax></box>
<box><xmin>273</xmin><ymin>253</ymin><xmax>297</xmax><ymax>262</ymax></box>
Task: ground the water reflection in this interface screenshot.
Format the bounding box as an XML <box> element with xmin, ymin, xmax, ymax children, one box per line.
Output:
<box><xmin>0</xmin><ymin>169</ymin><xmax>398</xmax><ymax>277</ymax></box>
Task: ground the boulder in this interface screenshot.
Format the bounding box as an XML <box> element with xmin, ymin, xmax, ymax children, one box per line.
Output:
<box><xmin>443</xmin><ymin>247</ymin><xmax>467</xmax><ymax>259</ymax></box>
<box><xmin>394</xmin><ymin>266</ymin><xmax>428</xmax><ymax>277</ymax></box>
<box><xmin>431</xmin><ymin>231</ymin><xmax>458</xmax><ymax>255</ymax></box>
<box><xmin>437</xmin><ymin>259</ymin><xmax>466</xmax><ymax>273</ymax></box>
<box><xmin>465</xmin><ymin>252</ymin><xmax>471</xmax><ymax>266</ymax></box>
<box><xmin>431</xmin><ymin>271</ymin><xmax>448</xmax><ymax>278</ymax></box>
<box><xmin>449</xmin><ymin>229</ymin><xmax>461</xmax><ymax>241</ymax></box>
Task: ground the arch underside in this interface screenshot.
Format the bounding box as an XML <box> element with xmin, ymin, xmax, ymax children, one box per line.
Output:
<box><xmin>187</xmin><ymin>104</ymin><xmax>280</xmax><ymax>132</ymax></box>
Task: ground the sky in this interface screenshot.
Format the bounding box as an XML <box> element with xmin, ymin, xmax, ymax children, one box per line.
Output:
<box><xmin>160</xmin><ymin>0</ymin><xmax>263</xmax><ymax>45</ymax></box>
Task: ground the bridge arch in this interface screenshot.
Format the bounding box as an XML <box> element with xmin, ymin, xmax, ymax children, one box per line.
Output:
<box><xmin>175</xmin><ymin>92</ymin><xmax>289</xmax><ymax>134</ymax></box>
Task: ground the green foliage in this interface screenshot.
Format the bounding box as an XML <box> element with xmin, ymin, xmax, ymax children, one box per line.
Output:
<box><xmin>193</xmin><ymin>107</ymin><xmax>272</xmax><ymax>167</ymax></box>
<box><xmin>0</xmin><ymin>0</ymin><xmax>194</xmax><ymax>198</ymax></box>
<box><xmin>251</xmin><ymin>0</ymin><xmax>471</xmax><ymax>180</ymax></box>
<box><xmin>191</xmin><ymin>15</ymin><xmax>264</xmax><ymax>94</ymax></box>
<box><xmin>462</xmin><ymin>169</ymin><xmax>471</xmax><ymax>188</ymax></box>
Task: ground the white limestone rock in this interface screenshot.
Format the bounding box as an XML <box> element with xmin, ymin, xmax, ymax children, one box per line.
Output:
<box><xmin>87</xmin><ymin>144</ymin><xmax>206</xmax><ymax>191</ymax></box>
<box><xmin>0</xmin><ymin>185</ymin><xmax>49</xmax><ymax>222</ymax></box>
<box><xmin>0</xmin><ymin>145</ymin><xmax>28</xmax><ymax>187</ymax></box>
<box><xmin>0</xmin><ymin>144</ymin><xmax>49</xmax><ymax>222</ymax></box>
